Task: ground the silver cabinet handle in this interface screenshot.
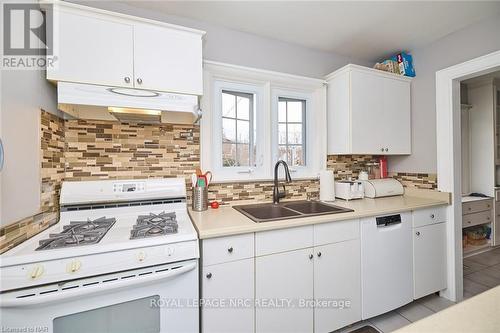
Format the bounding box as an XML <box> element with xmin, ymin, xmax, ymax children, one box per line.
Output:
<box><xmin>385</xmin><ymin>148</ymin><xmax>389</xmax><ymax>152</ymax></box>
<box><xmin>381</xmin><ymin>148</ymin><xmax>384</xmax><ymax>152</ymax></box>
<box><xmin>206</xmin><ymin>273</ymin><xmax>212</xmax><ymax>279</ymax></box>
<box><xmin>137</xmin><ymin>78</ymin><xmax>143</xmax><ymax>85</ymax></box>
<box><xmin>308</xmin><ymin>254</ymin><xmax>314</xmax><ymax>260</ymax></box>
<box><xmin>124</xmin><ymin>76</ymin><xmax>131</xmax><ymax>83</ymax></box>
<box><xmin>0</xmin><ymin>138</ymin><xmax>4</xmax><ymax>171</ymax></box>
<box><xmin>227</xmin><ymin>247</ymin><xmax>233</xmax><ymax>253</ymax></box>
<box><xmin>430</xmin><ymin>214</ymin><xmax>435</xmax><ymax>219</ymax></box>
<box><xmin>317</xmin><ymin>252</ymin><xmax>322</xmax><ymax>257</ymax></box>
<box><xmin>416</xmin><ymin>231</ymin><xmax>421</xmax><ymax>236</ymax></box>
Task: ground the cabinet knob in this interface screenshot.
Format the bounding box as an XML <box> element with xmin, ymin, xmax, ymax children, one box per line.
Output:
<box><xmin>309</xmin><ymin>254</ymin><xmax>314</xmax><ymax>260</ymax></box>
<box><xmin>317</xmin><ymin>252</ymin><xmax>322</xmax><ymax>257</ymax></box>
<box><xmin>227</xmin><ymin>247</ymin><xmax>233</xmax><ymax>253</ymax></box>
<box><xmin>385</xmin><ymin>148</ymin><xmax>389</xmax><ymax>152</ymax></box>
<box><xmin>430</xmin><ymin>214</ymin><xmax>435</xmax><ymax>219</ymax></box>
<box><xmin>124</xmin><ymin>76</ymin><xmax>130</xmax><ymax>83</ymax></box>
<box><xmin>416</xmin><ymin>231</ymin><xmax>421</xmax><ymax>236</ymax></box>
<box><xmin>381</xmin><ymin>148</ymin><xmax>384</xmax><ymax>152</ymax></box>
<box><xmin>137</xmin><ymin>78</ymin><xmax>143</xmax><ymax>85</ymax></box>
<box><xmin>206</xmin><ymin>273</ymin><xmax>212</xmax><ymax>279</ymax></box>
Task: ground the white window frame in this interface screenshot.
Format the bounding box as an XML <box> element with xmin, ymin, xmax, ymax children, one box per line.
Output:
<box><xmin>272</xmin><ymin>88</ymin><xmax>325</xmax><ymax>179</ymax></box>
<box><xmin>208</xmin><ymin>80</ymin><xmax>268</xmax><ymax>181</ymax></box>
<box><xmin>201</xmin><ymin>61</ymin><xmax>325</xmax><ymax>182</ymax></box>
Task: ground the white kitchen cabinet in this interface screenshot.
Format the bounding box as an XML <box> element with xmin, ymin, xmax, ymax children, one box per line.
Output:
<box><xmin>48</xmin><ymin>2</ymin><xmax>204</xmax><ymax>94</ymax></box>
<box><xmin>314</xmin><ymin>239</ymin><xmax>361</xmax><ymax>333</ymax></box>
<box><xmin>202</xmin><ymin>258</ymin><xmax>254</xmax><ymax>333</ymax></box>
<box><xmin>326</xmin><ymin>64</ymin><xmax>411</xmax><ymax>155</ymax></box>
<box><xmin>256</xmin><ymin>248</ymin><xmax>314</xmax><ymax>333</ymax></box>
<box><xmin>413</xmin><ymin>222</ymin><xmax>447</xmax><ymax>299</ymax></box>
<box><xmin>133</xmin><ymin>24</ymin><xmax>203</xmax><ymax>94</ymax></box>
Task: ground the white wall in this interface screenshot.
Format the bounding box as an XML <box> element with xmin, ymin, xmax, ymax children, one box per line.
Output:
<box><xmin>389</xmin><ymin>13</ymin><xmax>500</xmax><ymax>173</ymax></box>
<box><xmin>73</xmin><ymin>1</ymin><xmax>372</xmax><ymax>78</ymax></box>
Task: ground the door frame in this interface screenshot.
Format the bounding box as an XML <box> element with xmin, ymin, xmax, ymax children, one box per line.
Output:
<box><xmin>436</xmin><ymin>50</ymin><xmax>500</xmax><ymax>302</ymax></box>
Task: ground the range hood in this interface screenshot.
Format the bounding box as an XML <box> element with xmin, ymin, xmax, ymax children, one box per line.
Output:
<box><xmin>57</xmin><ymin>82</ymin><xmax>202</xmax><ymax>124</ymax></box>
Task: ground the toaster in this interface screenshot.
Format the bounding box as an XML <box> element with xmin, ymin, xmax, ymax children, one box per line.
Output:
<box><xmin>335</xmin><ymin>181</ymin><xmax>365</xmax><ymax>201</ymax></box>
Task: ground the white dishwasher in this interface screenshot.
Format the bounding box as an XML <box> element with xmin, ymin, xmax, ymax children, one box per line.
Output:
<box><xmin>361</xmin><ymin>212</ymin><xmax>413</xmax><ymax>319</ymax></box>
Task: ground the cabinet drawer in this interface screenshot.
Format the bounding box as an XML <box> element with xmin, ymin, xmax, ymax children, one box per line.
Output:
<box><xmin>313</xmin><ymin>219</ymin><xmax>359</xmax><ymax>246</ymax></box>
<box><xmin>462</xmin><ymin>210</ymin><xmax>492</xmax><ymax>228</ymax></box>
<box><xmin>202</xmin><ymin>233</ymin><xmax>254</xmax><ymax>266</ymax></box>
<box><xmin>463</xmin><ymin>199</ymin><xmax>493</xmax><ymax>215</ymax></box>
<box><xmin>256</xmin><ymin>225</ymin><xmax>313</xmax><ymax>256</ymax></box>
<box><xmin>412</xmin><ymin>206</ymin><xmax>446</xmax><ymax>228</ymax></box>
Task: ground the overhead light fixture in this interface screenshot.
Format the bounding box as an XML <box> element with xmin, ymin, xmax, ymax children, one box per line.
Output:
<box><xmin>107</xmin><ymin>87</ymin><xmax>159</xmax><ymax>98</ymax></box>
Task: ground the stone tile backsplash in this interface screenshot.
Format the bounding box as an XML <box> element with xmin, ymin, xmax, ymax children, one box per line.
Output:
<box><xmin>0</xmin><ymin>111</ymin><xmax>437</xmax><ymax>252</ymax></box>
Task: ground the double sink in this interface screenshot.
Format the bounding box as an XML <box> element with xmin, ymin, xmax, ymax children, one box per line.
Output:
<box><xmin>233</xmin><ymin>200</ymin><xmax>353</xmax><ymax>223</ymax></box>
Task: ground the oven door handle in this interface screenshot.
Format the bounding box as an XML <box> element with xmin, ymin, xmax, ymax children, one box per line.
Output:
<box><xmin>0</xmin><ymin>261</ymin><xmax>196</xmax><ymax>308</ymax></box>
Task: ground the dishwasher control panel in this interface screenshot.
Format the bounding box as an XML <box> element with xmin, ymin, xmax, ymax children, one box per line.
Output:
<box><xmin>376</xmin><ymin>214</ymin><xmax>402</xmax><ymax>227</ymax></box>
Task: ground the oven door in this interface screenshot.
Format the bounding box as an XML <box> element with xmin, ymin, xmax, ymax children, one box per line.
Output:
<box><xmin>0</xmin><ymin>259</ymin><xmax>198</xmax><ymax>333</ymax></box>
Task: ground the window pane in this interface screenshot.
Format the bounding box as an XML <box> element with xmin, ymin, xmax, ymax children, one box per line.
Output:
<box><xmin>287</xmin><ymin>124</ymin><xmax>303</xmax><ymax>144</ymax></box>
<box><xmin>278</xmin><ymin>101</ymin><xmax>287</xmax><ymax>122</ymax></box>
<box><xmin>222</xmin><ymin>118</ymin><xmax>236</xmax><ymax>143</ymax></box>
<box><xmin>278</xmin><ymin>124</ymin><xmax>287</xmax><ymax>144</ymax></box>
<box><xmin>237</xmin><ymin>144</ymin><xmax>250</xmax><ymax>166</ymax></box>
<box><xmin>222</xmin><ymin>143</ymin><xmax>237</xmax><ymax>166</ymax></box>
<box><xmin>222</xmin><ymin>92</ymin><xmax>236</xmax><ymax>118</ymax></box>
<box><xmin>290</xmin><ymin>145</ymin><xmax>304</xmax><ymax>166</ymax></box>
<box><xmin>237</xmin><ymin>96</ymin><xmax>250</xmax><ymax>120</ymax></box>
<box><xmin>237</xmin><ymin>120</ymin><xmax>249</xmax><ymax>143</ymax></box>
<box><xmin>278</xmin><ymin>145</ymin><xmax>288</xmax><ymax>162</ymax></box>
<box><xmin>288</xmin><ymin>101</ymin><xmax>303</xmax><ymax>122</ymax></box>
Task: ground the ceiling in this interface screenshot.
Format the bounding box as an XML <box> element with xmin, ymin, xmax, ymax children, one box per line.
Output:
<box><xmin>122</xmin><ymin>1</ymin><xmax>500</xmax><ymax>61</ymax></box>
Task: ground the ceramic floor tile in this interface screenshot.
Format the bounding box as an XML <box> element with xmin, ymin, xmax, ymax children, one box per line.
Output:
<box><xmin>335</xmin><ymin>321</ymin><xmax>381</xmax><ymax>333</ymax></box>
<box><xmin>466</xmin><ymin>270</ymin><xmax>500</xmax><ymax>288</ymax></box>
<box><xmin>466</xmin><ymin>251</ymin><xmax>500</xmax><ymax>266</ymax></box>
<box><xmin>463</xmin><ymin>259</ymin><xmax>488</xmax><ymax>275</ymax></box>
<box><xmin>481</xmin><ymin>266</ymin><xmax>500</xmax><ymax>279</ymax></box>
<box><xmin>418</xmin><ymin>294</ymin><xmax>455</xmax><ymax>312</ymax></box>
<box><xmin>370</xmin><ymin>311</ymin><xmax>411</xmax><ymax>333</ymax></box>
<box><xmin>396</xmin><ymin>301</ymin><xmax>435</xmax><ymax>323</ymax></box>
<box><xmin>463</xmin><ymin>277</ymin><xmax>490</xmax><ymax>296</ymax></box>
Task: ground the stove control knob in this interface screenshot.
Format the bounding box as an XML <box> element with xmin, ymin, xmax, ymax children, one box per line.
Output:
<box><xmin>67</xmin><ymin>260</ymin><xmax>82</xmax><ymax>273</ymax></box>
<box><xmin>29</xmin><ymin>265</ymin><xmax>44</xmax><ymax>280</ymax></box>
<box><xmin>137</xmin><ymin>251</ymin><xmax>147</xmax><ymax>262</ymax></box>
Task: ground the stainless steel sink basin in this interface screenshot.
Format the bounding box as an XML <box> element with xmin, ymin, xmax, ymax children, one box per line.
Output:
<box><xmin>233</xmin><ymin>200</ymin><xmax>353</xmax><ymax>223</ymax></box>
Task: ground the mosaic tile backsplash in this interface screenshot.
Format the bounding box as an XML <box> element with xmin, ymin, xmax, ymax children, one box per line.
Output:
<box><xmin>0</xmin><ymin>110</ymin><xmax>437</xmax><ymax>253</ymax></box>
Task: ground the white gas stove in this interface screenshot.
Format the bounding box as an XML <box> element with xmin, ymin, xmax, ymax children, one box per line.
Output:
<box><xmin>0</xmin><ymin>178</ymin><xmax>199</xmax><ymax>333</ymax></box>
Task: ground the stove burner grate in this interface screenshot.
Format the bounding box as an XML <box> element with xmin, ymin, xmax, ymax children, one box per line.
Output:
<box><xmin>36</xmin><ymin>217</ymin><xmax>116</xmax><ymax>250</ymax></box>
<box><xmin>130</xmin><ymin>212</ymin><xmax>178</xmax><ymax>240</ymax></box>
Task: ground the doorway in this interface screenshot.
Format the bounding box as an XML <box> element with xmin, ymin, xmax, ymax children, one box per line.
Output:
<box><xmin>436</xmin><ymin>50</ymin><xmax>500</xmax><ymax>302</ymax></box>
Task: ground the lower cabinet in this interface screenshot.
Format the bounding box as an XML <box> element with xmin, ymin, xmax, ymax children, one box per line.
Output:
<box><xmin>314</xmin><ymin>240</ymin><xmax>361</xmax><ymax>333</ymax></box>
<box><xmin>202</xmin><ymin>258</ymin><xmax>254</xmax><ymax>333</ymax></box>
<box><xmin>255</xmin><ymin>248</ymin><xmax>314</xmax><ymax>333</ymax></box>
<box><xmin>413</xmin><ymin>222</ymin><xmax>447</xmax><ymax>299</ymax></box>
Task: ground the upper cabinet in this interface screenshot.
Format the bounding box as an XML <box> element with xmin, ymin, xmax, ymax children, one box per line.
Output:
<box><xmin>326</xmin><ymin>64</ymin><xmax>412</xmax><ymax>155</ymax></box>
<box><xmin>47</xmin><ymin>2</ymin><xmax>204</xmax><ymax>95</ymax></box>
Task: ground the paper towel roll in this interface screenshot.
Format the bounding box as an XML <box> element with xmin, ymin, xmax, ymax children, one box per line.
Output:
<box><xmin>319</xmin><ymin>170</ymin><xmax>335</xmax><ymax>202</ymax></box>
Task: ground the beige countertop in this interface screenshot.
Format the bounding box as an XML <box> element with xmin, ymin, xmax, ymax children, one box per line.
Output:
<box><xmin>394</xmin><ymin>286</ymin><xmax>500</xmax><ymax>333</ymax></box>
<box><xmin>189</xmin><ymin>189</ymin><xmax>450</xmax><ymax>239</ymax></box>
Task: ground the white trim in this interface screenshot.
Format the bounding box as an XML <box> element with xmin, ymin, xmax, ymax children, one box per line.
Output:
<box><xmin>271</xmin><ymin>88</ymin><xmax>326</xmax><ymax>178</ymax></box>
<box><xmin>201</xmin><ymin>61</ymin><xmax>325</xmax><ymax>182</ymax></box>
<box><xmin>436</xmin><ymin>49</ymin><xmax>500</xmax><ymax>302</ymax></box>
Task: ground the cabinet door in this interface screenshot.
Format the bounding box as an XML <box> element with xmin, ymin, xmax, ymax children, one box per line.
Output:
<box><xmin>133</xmin><ymin>24</ymin><xmax>203</xmax><ymax>94</ymax></box>
<box><xmin>202</xmin><ymin>259</ymin><xmax>254</xmax><ymax>333</ymax></box>
<box><xmin>350</xmin><ymin>70</ymin><xmax>386</xmax><ymax>154</ymax></box>
<box><xmin>256</xmin><ymin>248</ymin><xmax>314</xmax><ymax>333</ymax></box>
<box><xmin>413</xmin><ymin>223</ymin><xmax>447</xmax><ymax>299</ymax></box>
<box><xmin>48</xmin><ymin>11</ymin><xmax>134</xmax><ymax>87</ymax></box>
<box><xmin>314</xmin><ymin>240</ymin><xmax>361</xmax><ymax>333</ymax></box>
<box><xmin>382</xmin><ymin>78</ymin><xmax>411</xmax><ymax>154</ymax></box>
